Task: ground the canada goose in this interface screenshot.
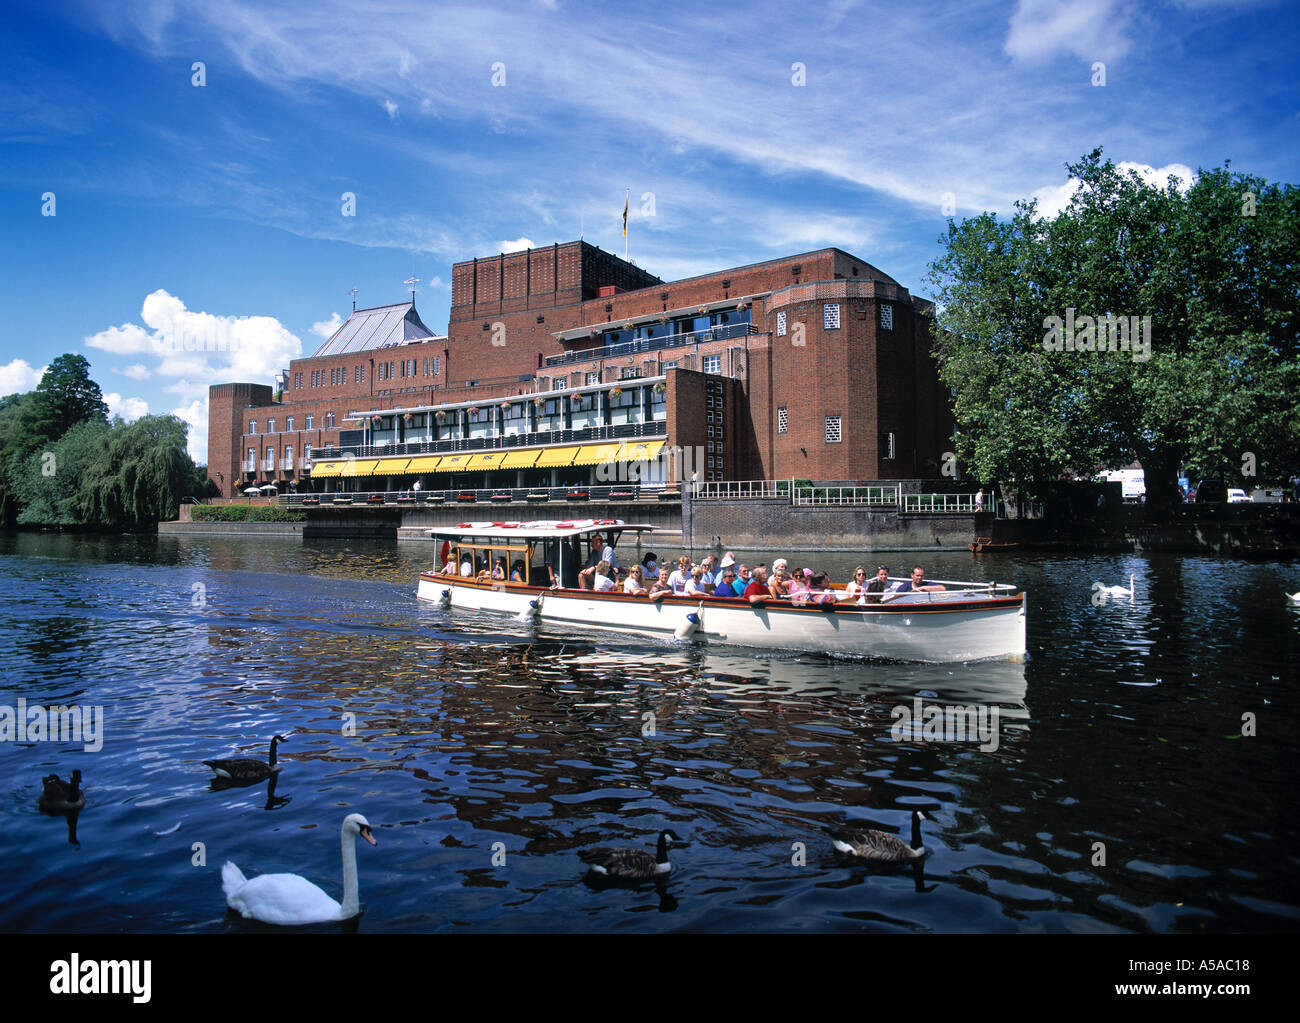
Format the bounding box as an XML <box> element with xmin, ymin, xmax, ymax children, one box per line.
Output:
<box><xmin>204</xmin><ymin>734</ymin><xmax>289</xmax><ymax>784</ymax></box>
<box><xmin>222</xmin><ymin>812</ymin><xmax>377</xmax><ymax>925</ymax></box>
<box><xmin>579</xmin><ymin>829</ymin><xmax>683</xmax><ymax>880</ymax></box>
<box><xmin>38</xmin><ymin>771</ymin><xmax>86</xmax><ymax>813</ymax></box>
<box><xmin>1093</xmin><ymin>574</ymin><xmax>1135</xmax><ymax>598</ymax></box>
<box><xmin>831</xmin><ymin>810</ymin><xmax>929</xmax><ymax>862</ymax></box>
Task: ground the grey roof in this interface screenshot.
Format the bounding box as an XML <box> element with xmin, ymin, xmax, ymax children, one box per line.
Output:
<box><xmin>311</xmin><ymin>302</ymin><xmax>440</xmax><ymax>357</ymax></box>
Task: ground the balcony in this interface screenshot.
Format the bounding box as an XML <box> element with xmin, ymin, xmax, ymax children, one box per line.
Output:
<box><xmin>544</xmin><ymin>322</ymin><xmax>757</xmax><ymax>368</ymax></box>
<box><xmin>336</xmin><ymin>419</ymin><xmax>667</xmax><ymax>460</ymax></box>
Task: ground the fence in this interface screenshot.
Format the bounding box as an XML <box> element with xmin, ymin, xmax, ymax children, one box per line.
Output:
<box><xmin>691</xmin><ymin>480</ymin><xmax>975</xmax><ymax>512</ymax></box>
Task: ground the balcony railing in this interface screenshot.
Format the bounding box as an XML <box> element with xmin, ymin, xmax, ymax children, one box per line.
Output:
<box><xmin>278</xmin><ymin>483</ymin><xmax>670</xmax><ymax>507</ymax></box>
<box><xmin>545</xmin><ymin>322</ymin><xmax>757</xmax><ymax>368</ymax></box>
<box><xmin>336</xmin><ymin>420</ymin><xmax>667</xmax><ymax>459</ymax></box>
<box><xmin>690</xmin><ymin>480</ymin><xmax>979</xmax><ymax>512</ymax></box>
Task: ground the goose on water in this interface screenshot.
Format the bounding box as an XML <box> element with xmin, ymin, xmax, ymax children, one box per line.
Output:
<box><xmin>204</xmin><ymin>734</ymin><xmax>289</xmax><ymax>784</ymax></box>
<box><xmin>579</xmin><ymin>829</ymin><xmax>683</xmax><ymax>880</ymax></box>
<box><xmin>831</xmin><ymin>810</ymin><xmax>929</xmax><ymax>863</ymax></box>
<box><xmin>222</xmin><ymin>812</ymin><xmax>377</xmax><ymax>925</ymax></box>
<box><xmin>38</xmin><ymin>771</ymin><xmax>86</xmax><ymax>813</ymax></box>
<box><xmin>1093</xmin><ymin>574</ymin><xmax>1136</xmax><ymax>598</ymax></box>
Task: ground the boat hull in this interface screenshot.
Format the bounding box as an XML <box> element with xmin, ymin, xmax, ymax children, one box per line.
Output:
<box><xmin>417</xmin><ymin>575</ymin><xmax>1027</xmax><ymax>663</ymax></box>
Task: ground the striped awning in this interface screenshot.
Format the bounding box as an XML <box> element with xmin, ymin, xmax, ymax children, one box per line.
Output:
<box><xmin>573</xmin><ymin>443</ymin><xmax>621</xmax><ymax>466</ymax></box>
<box><xmin>406</xmin><ymin>455</ymin><xmax>444</xmax><ymax>473</ymax></box>
<box><xmin>309</xmin><ymin>459</ymin><xmax>347</xmax><ymax>478</ymax></box>
<box><xmin>435</xmin><ymin>453</ymin><xmax>474</xmax><ymax>472</ymax></box>
<box><xmin>371</xmin><ymin>457</ymin><xmax>411</xmax><ymax>475</ymax></box>
<box><xmin>466</xmin><ymin>451</ymin><xmax>508</xmax><ymax>470</ymax></box>
<box><xmin>533</xmin><ymin>446</ymin><xmax>582</xmax><ymax>468</ymax></box>
<box><xmin>501</xmin><ymin>449</ymin><xmax>542</xmax><ymax>469</ymax></box>
<box><xmin>619</xmin><ymin>440</ymin><xmax>664</xmax><ymax>462</ymax></box>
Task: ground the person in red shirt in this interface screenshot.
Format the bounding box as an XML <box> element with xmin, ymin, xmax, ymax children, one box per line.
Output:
<box><xmin>743</xmin><ymin>565</ymin><xmax>770</xmax><ymax>604</ymax></box>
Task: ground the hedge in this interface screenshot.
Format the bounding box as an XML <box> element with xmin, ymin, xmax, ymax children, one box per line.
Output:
<box><xmin>190</xmin><ymin>505</ymin><xmax>308</xmax><ymax>522</ymax></box>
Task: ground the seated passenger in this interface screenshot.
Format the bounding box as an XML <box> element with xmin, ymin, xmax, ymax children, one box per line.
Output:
<box><xmin>668</xmin><ymin>556</ymin><xmax>692</xmax><ymax>594</ymax></box>
<box><xmin>510</xmin><ymin>560</ymin><xmax>526</xmax><ymax>583</ymax></box>
<box><xmin>642</xmin><ymin>552</ymin><xmax>660</xmax><ymax>577</ymax></box>
<box><xmin>580</xmin><ymin>559</ymin><xmax>616</xmax><ymax>592</ymax></box>
<box><xmin>648</xmin><ymin>567</ymin><xmax>673</xmax><ymax>601</ymax></box>
<box><xmin>744</xmin><ymin>565</ymin><xmax>770</xmax><ymax>604</ymax></box>
<box><xmin>623</xmin><ymin>564</ymin><xmax>648</xmax><ymax>596</ymax></box>
<box><xmin>859</xmin><ymin>565</ymin><xmax>892</xmax><ymax>603</ymax></box>
<box><xmin>685</xmin><ymin>567</ymin><xmax>708</xmax><ymax>595</ymax></box>
<box><xmin>788</xmin><ymin>568</ymin><xmax>811</xmax><ymax>604</ymax></box>
<box><xmin>809</xmin><ymin>572</ymin><xmax>837</xmax><ymax>604</ymax></box>
<box><xmin>712</xmin><ymin>567</ymin><xmax>741</xmax><ymax>598</ymax></box>
<box><xmin>491</xmin><ymin>557</ymin><xmax>506</xmax><ymax>581</ymax></box>
<box><xmin>882</xmin><ymin>565</ymin><xmax>946</xmax><ymax>601</ymax></box>
<box><xmin>768</xmin><ymin>559</ymin><xmax>791</xmax><ymax>599</ymax></box>
<box><xmin>843</xmin><ymin>566</ymin><xmax>868</xmax><ymax>601</ymax></box>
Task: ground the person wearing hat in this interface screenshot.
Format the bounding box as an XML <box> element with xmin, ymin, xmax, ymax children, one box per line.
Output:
<box><xmin>719</xmin><ymin>552</ymin><xmax>735</xmax><ymax>571</ymax></box>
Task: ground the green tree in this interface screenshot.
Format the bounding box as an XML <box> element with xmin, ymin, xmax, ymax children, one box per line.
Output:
<box><xmin>32</xmin><ymin>354</ymin><xmax>109</xmax><ymax>441</ymax></box>
<box><xmin>927</xmin><ymin>150</ymin><xmax>1299</xmax><ymax>508</ymax></box>
<box><xmin>76</xmin><ymin>415</ymin><xmax>195</xmax><ymax>529</ymax></box>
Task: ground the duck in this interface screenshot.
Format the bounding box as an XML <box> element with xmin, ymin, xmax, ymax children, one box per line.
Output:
<box><xmin>204</xmin><ymin>734</ymin><xmax>289</xmax><ymax>784</ymax></box>
<box><xmin>222</xmin><ymin>812</ymin><xmax>377</xmax><ymax>925</ymax></box>
<box><xmin>831</xmin><ymin>809</ymin><xmax>929</xmax><ymax>863</ymax></box>
<box><xmin>579</xmin><ymin>829</ymin><xmax>683</xmax><ymax>880</ymax></box>
<box><xmin>1092</xmin><ymin>574</ymin><xmax>1135</xmax><ymax>598</ymax></box>
<box><xmin>38</xmin><ymin>770</ymin><xmax>86</xmax><ymax>812</ymax></box>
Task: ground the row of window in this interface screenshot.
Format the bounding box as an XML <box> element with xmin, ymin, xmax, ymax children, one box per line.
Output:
<box><xmin>296</xmin><ymin>356</ymin><xmax>444</xmax><ymax>392</ymax></box>
<box><xmin>249</xmin><ymin>412</ymin><xmax>334</xmax><ymax>434</ymax></box>
<box><xmin>247</xmin><ymin>444</ymin><xmax>316</xmax><ymax>465</ymax></box>
<box><xmin>775</xmin><ymin>304</ymin><xmax>894</xmax><ymax>336</ymax></box>
<box><xmin>774</xmin><ymin>409</ymin><xmax>896</xmax><ymax>454</ymax></box>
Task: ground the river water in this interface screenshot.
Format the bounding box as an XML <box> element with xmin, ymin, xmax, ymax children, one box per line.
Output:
<box><xmin>0</xmin><ymin>531</ymin><xmax>1296</xmax><ymax>933</ymax></box>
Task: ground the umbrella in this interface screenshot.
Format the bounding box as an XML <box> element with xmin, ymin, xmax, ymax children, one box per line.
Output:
<box><xmin>243</xmin><ymin>487</ymin><xmax>261</xmax><ymax>495</ymax></box>
<box><xmin>258</xmin><ymin>484</ymin><xmax>279</xmax><ymax>493</ymax></box>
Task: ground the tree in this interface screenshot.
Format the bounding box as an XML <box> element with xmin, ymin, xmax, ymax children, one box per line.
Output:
<box><xmin>927</xmin><ymin>150</ymin><xmax>1300</xmax><ymax>508</ymax></box>
<box><xmin>76</xmin><ymin>415</ymin><xmax>195</xmax><ymax>529</ymax></box>
<box><xmin>33</xmin><ymin>354</ymin><xmax>109</xmax><ymax>440</ymax></box>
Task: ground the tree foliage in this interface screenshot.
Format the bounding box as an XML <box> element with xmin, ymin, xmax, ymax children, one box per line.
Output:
<box><xmin>927</xmin><ymin>150</ymin><xmax>1299</xmax><ymax>506</ymax></box>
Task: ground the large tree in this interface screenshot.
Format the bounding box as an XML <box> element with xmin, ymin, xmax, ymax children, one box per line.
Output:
<box><xmin>927</xmin><ymin>150</ymin><xmax>1299</xmax><ymax>508</ymax></box>
<box><xmin>32</xmin><ymin>353</ymin><xmax>110</xmax><ymax>441</ymax></box>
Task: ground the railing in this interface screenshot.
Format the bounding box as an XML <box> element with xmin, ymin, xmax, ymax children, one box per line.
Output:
<box><xmin>792</xmin><ymin>484</ymin><xmax>900</xmax><ymax>506</ymax></box>
<box><xmin>902</xmin><ymin>493</ymin><xmax>977</xmax><ymax>513</ymax></box>
<box><xmin>692</xmin><ymin>479</ymin><xmax>786</xmax><ymax>500</ymax></box>
<box><xmin>278</xmin><ymin>483</ymin><xmax>670</xmax><ymax>507</ymax></box>
<box><xmin>336</xmin><ymin>420</ymin><xmax>667</xmax><ymax>459</ymax></box>
<box><xmin>545</xmin><ymin>322</ymin><xmax>757</xmax><ymax>368</ymax></box>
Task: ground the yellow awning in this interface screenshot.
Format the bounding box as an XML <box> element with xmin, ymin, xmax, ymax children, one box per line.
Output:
<box><xmin>435</xmin><ymin>453</ymin><xmax>473</xmax><ymax>472</ymax></box>
<box><xmin>500</xmin><ymin>448</ymin><xmax>542</xmax><ymax>469</ymax></box>
<box><xmin>466</xmin><ymin>451</ymin><xmax>508</xmax><ymax>470</ymax></box>
<box><xmin>573</xmin><ymin>443</ymin><xmax>622</xmax><ymax>466</ymax></box>
<box><xmin>533</xmin><ymin>445</ymin><xmax>582</xmax><ymax>468</ymax></box>
<box><xmin>310</xmin><ymin>460</ymin><xmax>346</xmax><ymax>478</ymax></box>
<box><xmin>619</xmin><ymin>440</ymin><xmax>664</xmax><ymax>462</ymax></box>
<box><xmin>340</xmin><ymin>459</ymin><xmax>380</xmax><ymax>477</ymax></box>
<box><xmin>371</xmin><ymin>457</ymin><xmax>411</xmax><ymax>475</ymax></box>
<box><xmin>406</xmin><ymin>455</ymin><xmax>444</xmax><ymax>473</ymax></box>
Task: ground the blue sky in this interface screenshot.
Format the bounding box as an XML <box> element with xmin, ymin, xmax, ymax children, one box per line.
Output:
<box><xmin>1</xmin><ymin>0</ymin><xmax>1296</xmax><ymax>462</ymax></box>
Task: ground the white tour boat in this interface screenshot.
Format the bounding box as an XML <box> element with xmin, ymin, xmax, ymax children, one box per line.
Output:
<box><xmin>415</xmin><ymin>520</ymin><xmax>1027</xmax><ymax>663</ymax></box>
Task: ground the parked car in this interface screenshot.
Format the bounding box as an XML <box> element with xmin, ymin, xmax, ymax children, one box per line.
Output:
<box><xmin>1227</xmin><ymin>488</ymin><xmax>1252</xmax><ymax>503</ymax></box>
<box><xmin>1189</xmin><ymin>479</ymin><xmax>1228</xmax><ymax>503</ymax></box>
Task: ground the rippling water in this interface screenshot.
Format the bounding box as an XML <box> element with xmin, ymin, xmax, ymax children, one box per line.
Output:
<box><xmin>1</xmin><ymin>532</ymin><xmax>1297</xmax><ymax>933</ymax></box>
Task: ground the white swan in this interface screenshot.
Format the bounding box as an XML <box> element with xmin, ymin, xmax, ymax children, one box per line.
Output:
<box><xmin>1093</xmin><ymin>574</ymin><xmax>1135</xmax><ymax>598</ymax></box>
<box><xmin>1288</xmin><ymin>592</ymin><xmax>1300</xmax><ymax>603</ymax></box>
<box><xmin>222</xmin><ymin>812</ymin><xmax>376</xmax><ymax>925</ymax></box>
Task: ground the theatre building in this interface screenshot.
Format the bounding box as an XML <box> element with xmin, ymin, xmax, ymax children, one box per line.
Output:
<box><xmin>207</xmin><ymin>240</ymin><xmax>953</xmax><ymax>498</ymax></box>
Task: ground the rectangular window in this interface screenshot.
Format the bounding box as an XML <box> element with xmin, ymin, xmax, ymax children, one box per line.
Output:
<box><xmin>325</xmin><ymin>412</ymin><xmax>335</xmax><ymax>428</ymax></box>
<box><xmin>434</xmin><ymin>355</ymin><xmax>441</xmax><ymax>376</ymax></box>
<box><xmin>824</xmin><ymin>303</ymin><xmax>840</xmax><ymax>330</ymax></box>
<box><xmin>662</xmin><ymin>360</ymin><xmax>676</xmax><ymax>370</ymax></box>
<box><xmin>305</xmin><ymin>414</ymin><xmax>315</xmax><ymax>430</ymax></box>
<box><xmin>586</xmin><ymin>372</ymin><xmax>599</xmax><ymax>385</ymax></box>
<box><xmin>778</xmin><ymin>407</ymin><xmax>788</xmax><ymax>434</ymax></box>
<box><xmin>286</xmin><ymin>416</ymin><xmax>294</xmax><ymax>431</ymax></box>
<box><xmin>826</xmin><ymin>415</ymin><xmax>842</xmax><ymax>443</ymax></box>
<box><xmin>249</xmin><ymin>421</ymin><xmax>257</xmax><ymax>435</ymax></box>
<box><xmin>885</xmin><ymin>431</ymin><xmax>896</xmax><ymax>459</ymax></box>
<box><xmin>776</xmin><ymin>310</ymin><xmax>787</xmax><ymax>336</ymax></box>
<box><xmin>267</xmin><ymin>419</ymin><xmax>275</xmax><ymax>433</ymax></box>
<box><xmin>305</xmin><ymin>444</ymin><xmax>313</xmax><ymax>461</ymax></box>
<box><xmin>880</xmin><ymin>304</ymin><xmax>893</xmax><ymax>331</ymax></box>
<box><xmin>247</xmin><ymin>447</ymin><xmax>255</xmax><ymax>465</ymax></box>
<box><xmin>284</xmin><ymin>445</ymin><xmax>293</xmax><ymax>464</ymax></box>
<box><xmin>552</xmin><ymin>378</ymin><xmax>566</xmax><ymax>391</ymax></box>
<box><xmin>360</xmin><ymin>365</ymin><xmax>365</xmax><ymax>382</ymax></box>
<box><xmin>703</xmin><ymin>354</ymin><xmax>721</xmax><ymax>374</ymax></box>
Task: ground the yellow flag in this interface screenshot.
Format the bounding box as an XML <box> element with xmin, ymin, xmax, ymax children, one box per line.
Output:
<box><xmin>622</xmin><ymin>193</ymin><xmax>629</xmax><ymax>237</ymax></box>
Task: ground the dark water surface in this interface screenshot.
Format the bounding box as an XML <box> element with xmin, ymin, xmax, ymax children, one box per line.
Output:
<box><xmin>1</xmin><ymin>532</ymin><xmax>1297</xmax><ymax>933</ymax></box>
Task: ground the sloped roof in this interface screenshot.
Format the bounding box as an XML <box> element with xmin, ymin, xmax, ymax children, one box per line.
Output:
<box><xmin>312</xmin><ymin>302</ymin><xmax>440</xmax><ymax>357</ymax></box>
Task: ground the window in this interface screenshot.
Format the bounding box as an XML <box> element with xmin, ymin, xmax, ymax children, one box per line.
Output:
<box><xmin>826</xmin><ymin>415</ymin><xmax>842</xmax><ymax>443</ymax></box>
<box><xmin>880</xmin><ymin>304</ymin><xmax>893</xmax><ymax>331</ymax></box>
<box><xmin>246</xmin><ymin>447</ymin><xmax>255</xmax><ymax>466</ymax></box>
<box><xmin>325</xmin><ymin>412</ymin><xmax>335</xmax><ymax>428</ymax></box>
<box><xmin>778</xmin><ymin>407</ymin><xmax>788</xmax><ymax>433</ymax></box>
<box><xmin>286</xmin><ymin>416</ymin><xmax>294</xmax><ymax>431</ymax></box>
<box><xmin>620</xmin><ymin>366</ymin><xmax>639</xmax><ymax>379</ymax></box>
<box><xmin>409</xmin><ymin>359</ymin><xmax>417</xmax><ymax>376</ymax></box>
<box><xmin>703</xmin><ymin>354</ymin><xmax>721</xmax><ymax>374</ymax></box>
<box><xmin>434</xmin><ymin>355</ymin><xmax>441</xmax><ymax>376</ymax></box>
<box><xmin>267</xmin><ymin>419</ymin><xmax>276</xmax><ymax>433</ymax></box>
<box><xmin>885</xmin><ymin>431</ymin><xmax>896</xmax><ymax>460</ymax></box>
<box><xmin>776</xmin><ymin>311</ymin><xmax>787</xmax><ymax>336</ymax></box>
<box><xmin>265</xmin><ymin>446</ymin><xmax>275</xmax><ymax>464</ymax></box>
<box><xmin>305</xmin><ymin>444</ymin><xmax>313</xmax><ymax>461</ymax></box>
<box><xmin>662</xmin><ymin>361</ymin><xmax>676</xmax><ymax>371</ymax></box>
<box><xmin>359</xmin><ymin>365</ymin><xmax>365</xmax><ymax>381</ymax></box>
<box><xmin>552</xmin><ymin>378</ymin><xmax>566</xmax><ymax>391</ymax></box>
<box><xmin>586</xmin><ymin>372</ymin><xmax>600</xmax><ymax>385</ymax></box>
<box><xmin>284</xmin><ymin>445</ymin><xmax>293</xmax><ymax>464</ymax></box>
<box><xmin>824</xmin><ymin>303</ymin><xmax>840</xmax><ymax>330</ymax></box>
<box><xmin>305</xmin><ymin>414</ymin><xmax>315</xmax><ymax>430</ymax></box>
<box><xmin>248</xmin><ymin>421</ymin><xmax>257</xmax><ymax>434</ymax></box>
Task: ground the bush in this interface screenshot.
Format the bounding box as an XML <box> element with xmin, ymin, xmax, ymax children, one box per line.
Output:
<box><xmin>190</xmin><ymin>505</ymin><xmax>307</xmax><ymax>522</ymax></box>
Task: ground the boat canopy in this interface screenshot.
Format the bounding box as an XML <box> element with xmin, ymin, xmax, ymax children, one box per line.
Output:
<box><xmin>426</xmin><ymin>519</ymin><xmax>656</xmax><ymax>540</ymax></box>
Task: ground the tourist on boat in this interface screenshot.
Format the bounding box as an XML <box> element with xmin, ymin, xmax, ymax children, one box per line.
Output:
<box><xmin>586</xmin><ymin>532</ymin><xmax>620</xmax><ymax>574</ymax></box>
<box><xmin>460</xmin><ymin>558</ymin><xmax>474</xmax><ymax>577</ymax></box>
<box><xmin>788</xmin><ymin>569</ymin><xmax>811</xmax><ymax>604</ymax></box>
<box><xmin>648</xmin><ymin>567</ymin><xmax>672</xmax><ymax>601</ymax></box>
<box><xmin>510</xmin><ymin>560</ymin><xmax>526</xmax><ymax>583</ymax></box>
<box><xmin>808</xmin><ymin>572</ymin><xmax>838</xmax><ymax>604</ymax></box>
<box><xmin>712</xmin><ymin>567</ymin><xmax>742</xmax><ymax>598</ymax></box>
<box><xmin>685</xmin><ymin>566</ymin><xmax>709</xmax><ymax>596</ymax></box>
<box><xmin>623</xmin><ymin>565</ymin><xmax>649</xmax><ymax>596</ymax></box>
<box><xmin>719</xmin><ymin>552</ymin><xmax>736</xmax><ymax>573</ymax></box>
<box><xmin>843</xmin><ymin>566</ymin><xmax>868</xmax><ymax>600</ymax></box>
<box><xmin>735</xmin><ymin>564</ymin><xmax>751</xmax><ymax>587</ymax></box>
<box><xmin>882</xmin><ymin>566</ymin><xmax>946</xmax><ymax>600</ymax></box>
<box><xmin>861</xmin><ymin>565</ymin><xmax>893</xmax><ymax>603</ymax></box>
<box><xmin>491</xmin><ymin>558</ymin><xmax>506</xmax><ymax>581</ymax></box>
<box><xmin>580</xmin><ymin>559</ymin><xmax>616</xmax><ymax>592</ymax></box>
<box><xmin>744</xmin><ymin>565</ymin><xmax>770</xmax><ymax>604</ymax></box>
<box><xmin>668</xmin><ymin>556</ymin><xmax>693</xmax><ymax>594</ymax></box>
<box><xmin>642</xmin><ymin>552</ymin><xmax>660</xmax><ymax>576</ymax></box>
<box><xmin>698</xmin><ymin>554</ymin><xmax>718</xmax><ymax>587</ymax></box>
<box><xmin>768</xmin><ymin>560</ymin><xmax>791</xmax><ymax>599</ymax></box>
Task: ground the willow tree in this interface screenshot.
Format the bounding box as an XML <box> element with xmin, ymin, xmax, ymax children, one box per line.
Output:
<box><xmin>927</xmin><ymin>150</ymin><xmax>1299</xmax><ymax>508</ymax></box>
<box><xmin>75</xmin><ymin>414</ymin><xmax>196</xmax><ymax>529</ymax></box>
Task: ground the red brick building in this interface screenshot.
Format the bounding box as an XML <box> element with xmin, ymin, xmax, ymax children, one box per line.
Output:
<box><xmin>207</xmin><ymin>240</ymin><xmax>953</xmax><ymax>497</ymax></box>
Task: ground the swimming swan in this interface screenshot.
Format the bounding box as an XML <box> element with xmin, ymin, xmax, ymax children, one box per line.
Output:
<box><xmin>222</xmin><ymin>812</ymin><xmax>377</xmax><ymax>924</ymax></box>
<box><xmin>1093</xmin><ymin>574</ymin><xmax>1135</xmax><ymax>598</ymax></box>
<box><xmin>831</xmin><ymin>810</ymin><xmax>929</xmax><ymax>862</ymax></box>
<box><xmin>38</xmin><ymin>771</ymin><xmax>86</xmax><ymax>812</ymax></box>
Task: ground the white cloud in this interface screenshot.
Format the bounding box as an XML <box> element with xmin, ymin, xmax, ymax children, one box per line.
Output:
<box><xmin>171</xmin><ymin>398</ymin><xmax>209</xmax><ymax>463</ymax></box>
<box><xmin>104</xmin><ymin>392</ymin><xmax>149</xmax><ymax>422</ymax></box>
<box><xmin>120</xmin><ymin>363</ymin><xmax>151</xmax><ymax>380</ymax></box>
<box><xmin>311</xmin><ymin>312</ymin><xmax>343</xmax><ymax>339</ymax></box>
<box><xmin>1030</xmin><ymin>160</ymin><xmax>1196</xmax><ymax>219</ymax></box>
<box><xmin>85</xmin><ymin>289</ymin><xmax>303</xmax><ymax>388</ymax></box>
<box><xmin>499</xmin><ymin>237</ymin><xmax>535</xmax><ymax>254</ymax></box>
<box><xmin>0</xmin><ymin>359</ymin><xmax>48</xmax><ymax>397</ymax></box>
<box><xmin>1005</xmin><ymin>0</ymin><xmax>1136</xmax><ymax>64</ymax></box>
<box><xmin>382</xmin><ymin>99</ymin><xmax>398</xmax><ymax>119</ymax></box>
